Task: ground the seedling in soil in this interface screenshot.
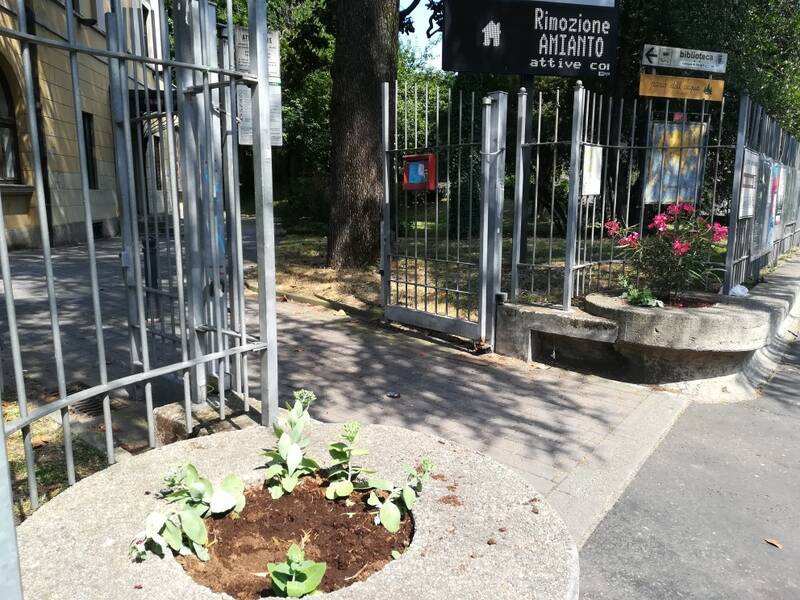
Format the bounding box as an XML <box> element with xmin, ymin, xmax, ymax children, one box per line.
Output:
<box><xmin>264</xmin><ymin>389</ymin><xmax>320</xmax><ymax>499</ymax></box>
<box><xmin>130</xmin><ymin>464</ymin><xmax>245</xmax><ymax>562</ymax></box>
<box><xmin>367</xmin><ymin>458</ymin><xmax>434</xmax><ymax>533</ymax></box>
<box><xmin>325</xmin><ymin>421</ymin><xmax>373</xmax><ymax>500</ymax></box>
<box><xmin>267</xmin><ymin>543</ymin><xmax>327</xmax><ymax>598</ymax></box>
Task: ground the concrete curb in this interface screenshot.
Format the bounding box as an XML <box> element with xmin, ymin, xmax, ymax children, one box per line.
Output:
<box><xmin>17</xmin><ymin>424</ymin><xmax>579</xmax><ymax>600</ymax></box>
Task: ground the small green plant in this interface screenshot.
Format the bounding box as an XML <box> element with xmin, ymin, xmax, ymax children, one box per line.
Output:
<box><xmin>618</xmin><ymin>275</ymin><xmax>664</xmax><ymax>308</ymax></box>
<box><xmin>129</xmin><ymin>464</ymin><xmax>245</xmax><ymax>562</ymax></box>
<box><xmin>263</xmin><ymin>390</ymin><xmax>320</xmax><ymax>499</ymax></box>
<box><xmin>325</xmin><ymin>421</ymin><xmax>373</xmax><ymax>500</ymax></box>
<box><xmin>367</xmin><ymin>458</ymin><xmax>433</xmax><ymax>533</ymax></box>
<box><xmin>267</xmin><ymin>543</ymin><xmax>327</xmax><ymax>598</ymax></box>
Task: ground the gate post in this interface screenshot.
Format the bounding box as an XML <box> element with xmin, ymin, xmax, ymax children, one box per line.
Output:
<box><xmin>563</xmin><ymin>82</ymin><xmax>586</xmax><ymax>311</ymax></box>
<box><xmin>478</xmin><ymin>91</ymin><xmax>507</xmax><ymax>348</ymax></box>
<box><xmin>380</xmin><ymin>82</ymin><xmax>392</xmax><ymax>308</ymax></box>
<box><xmin>510</xmin><ymin>87</ymin><xmax>529</xmax><ymax>302</ymax></box>
<box><xmin>723</xmin><ymin>93</ymin><xmax>751</xmax><ymax>294</ymax></box>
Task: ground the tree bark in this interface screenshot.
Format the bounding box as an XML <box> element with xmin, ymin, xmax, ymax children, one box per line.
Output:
<box><xmin>327</xmin><ymin>0</ymin><xmax>398</xmax><ymax>268</ymax></box>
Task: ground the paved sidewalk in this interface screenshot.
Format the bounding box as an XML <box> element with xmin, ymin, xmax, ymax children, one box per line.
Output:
<box><xmin>580</xmin><ymin>330</ymin><xmax>800</xmax><ymax>598</ymax></box>
<box><xmin>3</xmin><ymin>234</ymin><xmax>688</xmax><ymax>545</ymax></box>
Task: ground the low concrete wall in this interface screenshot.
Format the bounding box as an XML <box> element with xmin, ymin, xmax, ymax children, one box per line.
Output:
<box><xmin>496</xmin><ymin>256</ymin><xmax>800</xmax><ymax>394</ymax></box>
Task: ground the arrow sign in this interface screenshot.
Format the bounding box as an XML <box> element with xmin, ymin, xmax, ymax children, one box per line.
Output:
<box><xmin>642</xmin><ymin>44</ymin><xmax>727</xmax><ymax>74</ymax></box>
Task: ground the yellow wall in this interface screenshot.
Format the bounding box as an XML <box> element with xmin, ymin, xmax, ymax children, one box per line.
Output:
<box><xmin>0</xmin><ymin>0</ymin><xmax>162</xmax><ymax>247</ymax></box>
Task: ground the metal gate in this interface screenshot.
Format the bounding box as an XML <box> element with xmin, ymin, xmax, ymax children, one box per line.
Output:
<box><xmin>381</xmin><ymin>83</ymin><xmax>506</xmax><ymax>346</ymax></box>
<box><xmin>0</xmin><ymin>0</ymin><xmax>279</xmax><ymax>595</ymax></box>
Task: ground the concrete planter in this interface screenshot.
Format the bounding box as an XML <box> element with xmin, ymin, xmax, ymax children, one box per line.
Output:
<box><xmin>17</xmin><ymin>424</ymin><xmax>579</xmax><ymax>600</ymax></box>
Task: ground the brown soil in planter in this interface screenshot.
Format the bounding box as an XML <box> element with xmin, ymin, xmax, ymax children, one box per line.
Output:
<box><xmin>178</xmin><ymin>476</ymin><xmax>413</xmax><ymax>598</ymax></box>
<box><xmin>666</xmin><ymin>297</ymin><xmax>716</xmax><ymax>309</ymax></box>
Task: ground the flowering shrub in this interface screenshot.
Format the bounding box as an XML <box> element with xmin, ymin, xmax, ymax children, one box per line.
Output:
<box><xmin>604</xmin><ymin>203</ymin><xmax>728</xmax><ymax>301</ymax></box>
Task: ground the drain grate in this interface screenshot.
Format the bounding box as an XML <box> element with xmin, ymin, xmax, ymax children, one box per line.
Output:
<box><xmin>68</xmin><ymin>387</ymin><xmax>125</xmax><ymax>417</ymax></box>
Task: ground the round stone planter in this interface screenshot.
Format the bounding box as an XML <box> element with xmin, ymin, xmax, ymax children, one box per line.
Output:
<box><xmin>584</xmin><ymin>292</ymin><xmax>774</xmax><ymax>381</ymax></box>
<box><xmin>17</xmin><ymin>424</ymin><xmax>579</xmax><ymax>600</ymax></box>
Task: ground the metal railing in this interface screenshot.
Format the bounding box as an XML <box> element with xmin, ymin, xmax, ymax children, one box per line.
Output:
<box><xmin>0</xmin><ymin>0</ymin><xmax>280</xmax><ymax>596</ymax></box>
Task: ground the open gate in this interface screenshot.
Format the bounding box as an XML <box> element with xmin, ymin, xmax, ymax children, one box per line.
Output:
<box><xmin>380</xmin><ymin>83</ymin><xmax>506</xmax><ymax>347</ymax></box>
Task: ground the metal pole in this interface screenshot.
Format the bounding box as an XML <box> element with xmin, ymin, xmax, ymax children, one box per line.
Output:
<box><xmin>381</xmin><ymin>82</ymin><xmax>392</xmax><ymax>308</ymax></box>
<box><xmin>563</xmin><ymin>81</ymin><xmax>586</xmax><ymax>311</ymax></box>
<box><xmin>510</xmin><ymin>87</ymin><xmax>528</xmax><ymax>302</ymax></box>
<box><xmin>723</xmin><ymin>93</ymin><xmax>751</xmax><ymax>294</ymax></box>
<box><xmin>64</xmin><ymin>0</ymin><xmax>113</xmax><ymax>463</ymax></box>
<box><xmin>0</xmin><ymin>400</ymin><xmax>24</xmax><ymax>600</ymax></box>
<box><xmin>249</xmin><ymin>0</ymin><xmax>279</xmax><ymax>424</ymax></box>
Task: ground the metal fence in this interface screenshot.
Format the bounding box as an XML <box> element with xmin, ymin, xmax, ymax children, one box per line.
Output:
<box><xmin>724</xmin><ymin>94</ymin><xmax>800</xmax><ymax>291</ymax></box>
<box><xmin>510</xmin><ymin>82</ymin><xmax>737</xmax><ymax>309</ymax></box>
<box><xmin>0</xmin><ymin>0</ymin><xmax>279</xmax><ymax>595</ymax></box>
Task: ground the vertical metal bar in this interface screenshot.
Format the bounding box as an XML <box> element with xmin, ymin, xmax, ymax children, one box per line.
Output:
<box><xmin>0</xmin><ymin>193</ymin><xmax>38</xmax><ymax>508</ymax></box>
<box><xmin>64</xmin><ymin>0</ymin><xmax>113</xmax><ymax>463</ymax></box>
<box><xmin>111</xmin><ymin>1</ymin><xmax>156</xmax><ymax>447</ymax></box>
<box><xmin>173</xmin><ymin>0</ymin><xmax>207</xmax><ymax>406</ymax></box>
<box><xmin>0</xmin><ymin>399</ymin><xmax>24</xmax><ymax>600</ymax></box>
<box><xmin>510</xmin><ymin>87</ymin><xmax>528</xmax><ymax>302</ymax></box>
<box><xmin>724</xmin><ymin>94</ymin><xmax>751</xmax><ymax>293</ymax></box>
<box><xmin>249</xmin><ymin>0</ymin><xmax>280</xmax><ymax>424</ymax></box>
<box><xmin>546</xmin><ymin>90</ymin><xmax>560</xmax><ymax>298</ymax></box>
<box><xmin>563</xmin><ymin>82</ymin><xmax>585</xmax><ymax>311</ymax></box>
<box><xmin>156</xmin><ymin>0</ymin><xmax>193</xmax><ymax>432</ymax></box>
<box><xmin>381</xmin><ymin>82</ymin><xmax>392</xmax><ymax>307</ymax></box>
<box><xmin>17</xmin><ymin>0</ymin><xmax>75</xmax><ymax>484</ymax></box>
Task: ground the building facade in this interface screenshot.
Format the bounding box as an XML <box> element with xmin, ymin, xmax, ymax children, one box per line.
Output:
<box><xmin>0</xmin><ymin>0</ymin><xmax>165</xmax><ymax>249</ymax></box>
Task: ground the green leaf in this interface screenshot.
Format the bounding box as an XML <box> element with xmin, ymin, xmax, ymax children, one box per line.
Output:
<box><xmin>379</xmin><ymin>501</ymin><xmax>402</xmax><ymax>533</ymax></box>
<box><xmin>277</xmin><ymin>433</ymin><xmax>293</xmax><ymax>460</ymax></box>
<box><xmin>233</xmin><ymin>492</ymin><xmax>246</xmax><ymax>514</ymax></box>
<box><xmin>144</xmin><ymin>512</ymin><xmax>166</xmax><ymax>537</ymax></box>
<box><xmin>286</xmin><ymin>543</ymin><xmax>304</xmax><ymax>564</ymax></box>
<box><xmin>298</xmin><ymin>561</ymin><xmax>326</xmax><ymax>595</ymax></box>
<box><xmin>334</xmin><ymin>479</ymin><xmax>354</xmax><ymax>498</ymax></box>
<box><xmin>193</xmin><ymin>542</ymin><xmax>210</xmax><ymax>562</ymax></box>
<box><xmin>351</xmin><ymin>448</ymin><xmax>369</xmax><ymax>456</ymax></box>
<box><xmin>209</xmin><ymin>488</ymin><xmax>236</xmax><ymax>514</ymax></box>
<box><xmin>391</xmin><ymin>550</ymin><xmax>402</xmax><ymax>560</ymax></box>
<box><xmin>268</xmin><ymin>563</ymin><xmax>290</xmax><ymax>593</ymax></box>
<box><xmin>282</xmin><ymin>474</ymin><xmax>300</xmax><ymax>493</ymax></box>
<box><xmin>300</xmin><ymin>457</ymin><xmax>320</xmax><ymax>471</ymax></box>
<box><xmin>402</xmin><ymin>486</ymin><xmax>416</xmax><ymax>510</ymax></box>
<box><xmin>367</xmin><ymin>491</ymin><xmax>380</xmax><ymax>507</ymax></box>
<box><xmin>264</xmin><ymin>464</ymin><xmax>284</xmax><ymax>480</ymax></box>
<box><xmin>325</xmin><ymin>485</ymin><xmax>336</xmax><ymax>500</ymax></box>
<box><xmin>268</xmin><ymin>485</ymin><xmax>285</xmax><ymax>500</ymax></box>
<box><xmin>183</xmin><ymin>464</ymin><xmax>199</xmax><ymax>486</ymax></box>
<box><xmin>220</xmin><ymin>474</ymin><xmax>244</xmax><ymax>494</ymax></box>
<box><xmin>179</xmin><ymin>510</ymin><xmax>207</xmax><ymax>546</ymax></box>
<box><xmin>286</xmin><ymin>444</ymin><xmax>303</xmax><ymax>475</ymax></box>
<box><xmin>368</xmin><ymin>479</ymin><xmax>394</xmax><ymax>491</ymax></box>
<box><xmin>162</xmin><ymin>520</ymin><xmax>183</xmax><ymax>552</ymax></box>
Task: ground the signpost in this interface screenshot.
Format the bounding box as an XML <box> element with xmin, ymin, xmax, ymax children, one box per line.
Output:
<box><xmin>642</xmin><ymin>44</ymin><xmax>727</xmax><ymax>74</ymax></box>
<box><xmin>639</xmin><ymin>73</ymin><xmax>724</xmax><ymax>102</ymax></box>
<box><xmin>442</xmin><ymin>0</ymin><xmax>619</xmax><ymax>78</ymax></box>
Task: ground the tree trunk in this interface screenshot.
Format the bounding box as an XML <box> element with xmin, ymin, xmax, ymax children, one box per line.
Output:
<box><xmin>327</xmin><ymin>0</ymin><xmax>398</xmax><ymax>268</ymax></box>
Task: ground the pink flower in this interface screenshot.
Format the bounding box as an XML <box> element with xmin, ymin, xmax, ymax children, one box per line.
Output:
<box><xmin>604</xmin><ymin>220</ymin><xmax>621</xmax><ymax>236</ymax></box>
<box><xmin>672</xmin><ymin>239</ymin><xmax>692</xmax><ymax>256</ymax></box>
<box><xmin>648</xmin><ymin>213</ymin><xmax>672</xmax><ymax>233</ymax></box>
<box><xmin>618</xmin><ymin>232</ymin><xmax>640</xmax><ymax>248</ymax></box>
<box><xmin>666</xmin><ymin>202</ymin><xmax>696</xmax><ymax>215</ymax></box>
<box><xmin>712</xmin><ymin>222</ymin><xmax>728</xmax><ymax>243</ymax></box>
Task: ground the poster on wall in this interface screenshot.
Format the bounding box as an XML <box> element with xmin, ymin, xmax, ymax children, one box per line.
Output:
<box><xmin>751</xmin><ymin>155</ymin><xmax>773</xmax><ymax>257</ymax></box>
<box><xmin>738</xmin><ymin>148</ymin><xmax>759</xmax><ymax>218</ymax></box>
<box><xmin>644</xmin><ymin>121</ymin><xmax>708</xmax><ymax>205</ymax></box>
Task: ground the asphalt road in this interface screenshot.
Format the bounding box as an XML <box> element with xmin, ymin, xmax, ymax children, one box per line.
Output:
<box><xmin>580</xmin><ymin>336</ymin><xmax>800</xmax><ymax>599</ymax></box>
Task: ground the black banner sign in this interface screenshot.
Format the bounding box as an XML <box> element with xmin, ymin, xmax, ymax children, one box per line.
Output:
<box><xmin>442</xmin><ymin>0</ymin><xmax>619</xmax><ymax>79</ymax></box>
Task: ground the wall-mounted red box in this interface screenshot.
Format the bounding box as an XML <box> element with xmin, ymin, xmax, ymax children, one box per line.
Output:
<box><xmin>402</xmin><ymin>153</ymin><xmax>437</xmax><ymax>192</ymax></box>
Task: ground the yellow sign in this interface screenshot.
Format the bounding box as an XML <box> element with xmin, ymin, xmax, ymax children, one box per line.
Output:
<box><xmin>639</xmin><ymin>73</ymin><xmax>724</xmax><ymax>102</ymax></box>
